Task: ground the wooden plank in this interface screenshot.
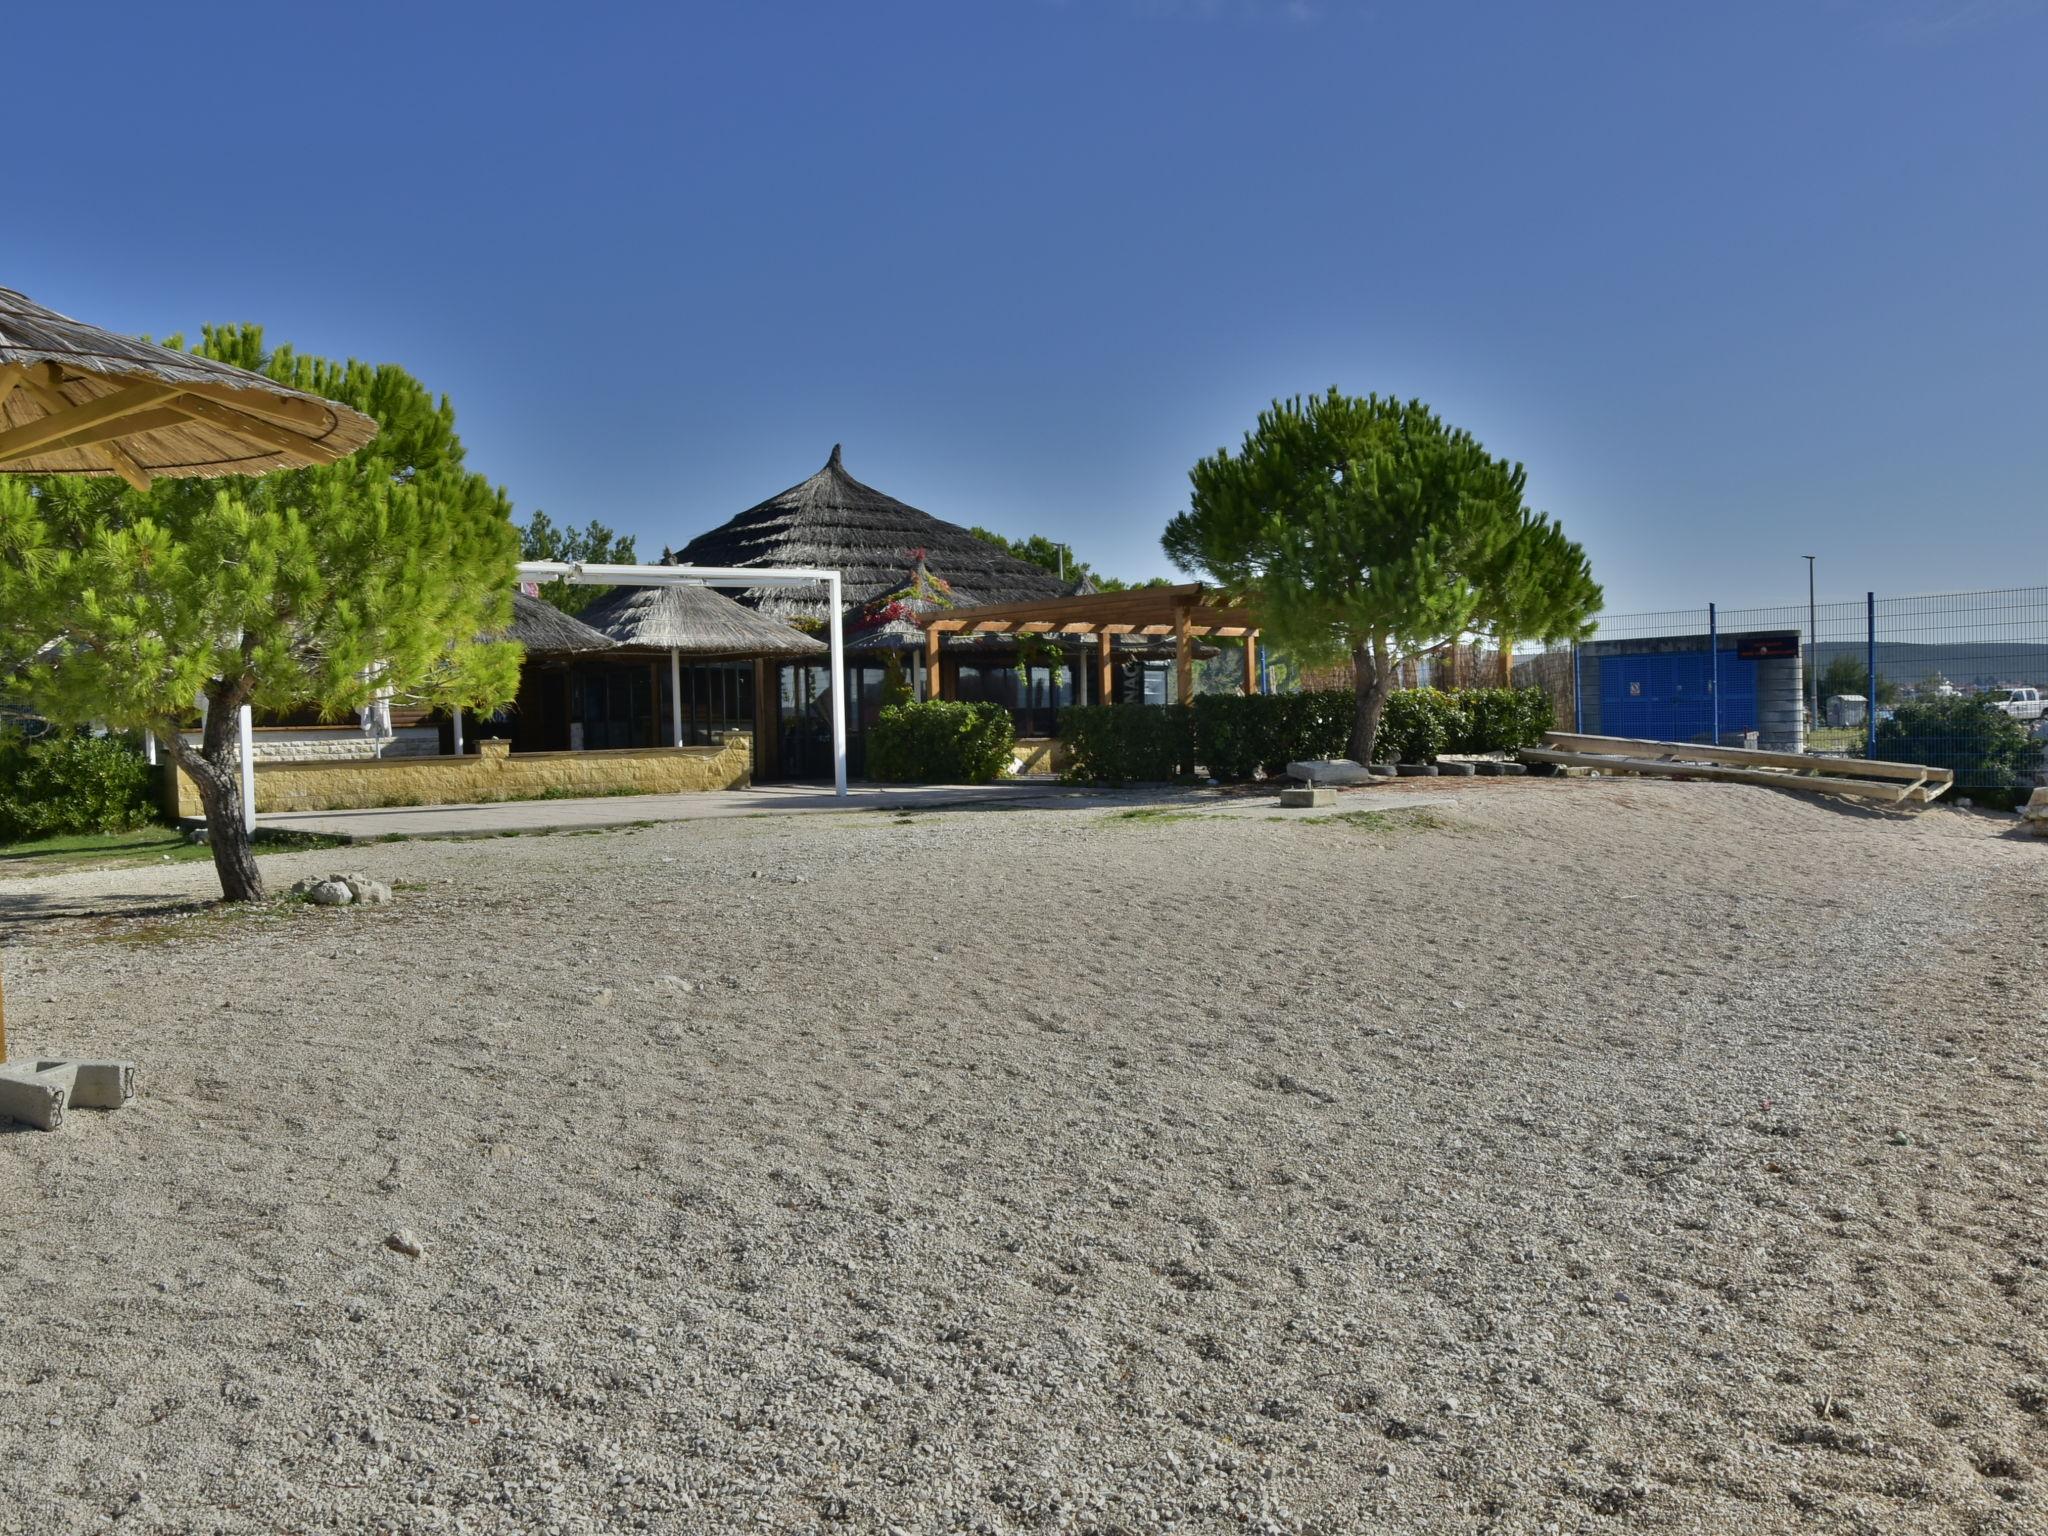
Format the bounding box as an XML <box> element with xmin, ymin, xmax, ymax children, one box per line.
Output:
<box><xmin>925</xmin><ymin>624</ymin><xmax>942</xmax><ymax>700</ymax></box>
<box><xmin>971</xmin><ymin>620</ymin><xmax>1013</xmax><ymax>633</ymax></box>
<box><xmin>1542</xmin><ymin>732</ymin><xmax>1951</xmax><ymax>784</ymax></box>
<box><xmin>0</xmin><ymin>380</ymin><xmax>182</xmax><ymax>464</ymax></box>
<box><xmin>1520</xmin><ymin>748</ymin><xmax>1919</xmax><ymax>802</ymax></box>
<box><xmin>173</xmin><ymin>379</ymin><xmax>338</xmax><ymax>434</ymax></box>
<box><xmin>1243</xmin><ymin>630</ymin><xmax>1259</xmax><ymax>695</ymax></box>
<box><xmin>1097</xmin><ymin>630</ymin><xmax>1112</xmax><ymax>705</ymax></box>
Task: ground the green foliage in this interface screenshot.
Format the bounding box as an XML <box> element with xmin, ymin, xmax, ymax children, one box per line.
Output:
<box><xmin>1815</xmin><ymin>652</ymin><xmax>1898</xmax><ymax>708</ymax></box>
<box><xmin>868</xmin><ymin>700</ymin><xmax>1016</xmax><ymax>784</ymax></box>
<box><xmin>1453</xmin><ymin>686</ymin><xmax>1554</xmax><ymax>754</ymax></box>
<box><xmin>1057</xmin><ymin>705</ymin><xmax>1197</xmax><ymax>783</ymax></box>
<box><xmin>1875</xmin><ymin>696</ymin><xmax>2039</xmax><ymax>789</ymax></box>
<box><xmin>0</xmin><ymin>728</ymin><xmax>158</xmax><ymax>843</ymax></box>
<box><xmin>1163</xmin><ymin>390</ymin><xmax>1600</xmax><ymax>761</ymax></box>
<box><xmin>0</xmin><ymin>323</ymin><xmax>523</xmax><ymax>899</ymax></box>
<box><xmin>880</xmin><ymin>652</ymin><xmax>912</xmax><ymax>709</ymax></box>
<box><xmin>520</xmin><ymin>510</ymin><xmax>637</xmax><ymax>614</ymax></box>
<box><xmin>1206</xmin><ymin>685</ymin><xmax>1548</xmax><ymax>773</ymax></box>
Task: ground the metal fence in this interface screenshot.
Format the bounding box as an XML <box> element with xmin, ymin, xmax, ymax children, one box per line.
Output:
<box><xmin>1573</xmin><ymin>586</ymin><xmax>2048</xmax><ymax>793</ymax></box>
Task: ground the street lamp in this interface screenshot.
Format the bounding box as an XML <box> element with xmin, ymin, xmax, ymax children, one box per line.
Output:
<box><xmin>1804</xmin><ymin>555</ymin><xmax>1818</xmax><ymax>734</ymax></box>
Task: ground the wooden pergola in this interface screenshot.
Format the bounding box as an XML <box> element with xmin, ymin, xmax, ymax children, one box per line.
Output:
<box><xmin>921</xmin><ymin>583</ymin><xmax>1261</xmax><ymax>703</ymax></box>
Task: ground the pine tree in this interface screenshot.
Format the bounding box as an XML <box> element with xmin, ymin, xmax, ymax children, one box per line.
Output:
<box><xmin>1164</xmin><ymin>390</ymin><xmax>1601</xmax><ymax>763</ymax></box>
<box><xmin>0</xmin><ymin>325</ymin><xmax>522</xmax><ymax>901</ymax></box>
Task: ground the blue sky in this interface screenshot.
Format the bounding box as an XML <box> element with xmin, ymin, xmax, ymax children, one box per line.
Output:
<box><xmin>8</xmin><ymin>1</ymin><xmax>2043</xmax><ymax>614</ymax></box>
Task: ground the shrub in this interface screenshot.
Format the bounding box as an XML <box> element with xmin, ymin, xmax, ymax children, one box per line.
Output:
<box><xmin>1454</xmin><ymin>686</ymin><xmax>1555</xmax><ymax>754</ymax></box>
<box><xmin>0</xmin><ymin>728</ymin><xmax>159</xmax><ymax>843</ymax></box>
<box><xmin>1875</xmin><ymin>696</ymin><xmax>2040</xmax><ymax>790</ymax></box>
<box><xmin>1377</xmin><ymin>688</ymin><xmax>1467</xmax><ymax>764</ymax></box>
<box><xmin>1058</xmin><ymin>704</ymin><xmax>1196</xmax><ymax>783</ymax></box>
<box><xmin>867</xmin><ymin>700</ymin><xmax>1016</xmax><ymax>784</ymax></box>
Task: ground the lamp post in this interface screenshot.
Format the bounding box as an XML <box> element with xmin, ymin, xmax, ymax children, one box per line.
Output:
<box><xmin>1804</xmin><ymin>555</ymin><xmax>1818</xmax><ymax>733</ymax></box>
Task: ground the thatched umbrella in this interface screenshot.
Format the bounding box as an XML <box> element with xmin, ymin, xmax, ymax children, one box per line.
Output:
<box><xmin>503</xmin><ymin>591</ymin><xmax>618</xmax><ymax>655</ymax></box>
<box><xmin>673</xmin><ymin>444</ymin><xmax>1071</xmax><ymax>625</ymax></box>
<box><xmin>0</xmin><ymin>285</ymin><xmax>378</xmax><ymax>489</ymax></box>
<box><xmin>577</xmin><ymin>583</ymin><xmax>823</xmax><ymax>748</ymax></box>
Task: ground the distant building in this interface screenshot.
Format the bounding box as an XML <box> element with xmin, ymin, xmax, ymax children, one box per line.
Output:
<box><xmin>1577</xmin><ymin>629</ymin><xmax>1805</xmax><ymax>751</ymax></box>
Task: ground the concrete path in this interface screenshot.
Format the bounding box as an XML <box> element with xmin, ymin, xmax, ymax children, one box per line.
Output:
<box><xmin>255</xmin><ymin>781</ymin><xmax>1137</xmax><ymax>842</ymax></box>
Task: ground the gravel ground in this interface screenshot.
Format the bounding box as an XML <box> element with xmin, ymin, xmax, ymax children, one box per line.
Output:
<box><xmin>2</xmin><ymin>777</ymin><xmax>2044</xmax><ymax>1535</ymax></box>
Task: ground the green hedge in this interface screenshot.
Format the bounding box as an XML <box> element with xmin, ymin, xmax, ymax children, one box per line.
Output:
<box><xmin>1451</xmin><ymin>686</ymin><xmax>1554</xmax><ymax>755</ymax></box>
<box><xmin>0</xmin><ymin>728</ymin><xmax>159</xmax><ymax>843</ymax></box>
<box><xmin>1058</xmin><ymin>704</ymin><xmax>1197</xmax><ymax>784</ymax></box>
<box><xmin>866</xmin><ymin>700</ymin><xmax>1016</xmax><ymax>784</ymax></box>
<box><xmin>1875</xmin><ymin>696</ymin><xmax>2039</xmax><ymax>791</ymax></box>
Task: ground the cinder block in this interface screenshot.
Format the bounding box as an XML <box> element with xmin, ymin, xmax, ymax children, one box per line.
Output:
<box><xmin>1279</xmin><ymin>785</ymin><xmax>1337</xmax><ymax>808</ymax></box>
<box><xmin>39</xmin><ymin>1059</ymin><xmax>135</xmax><ymax>1109</ymax></box>
<box><xmin>0</xmin><ymin>1067</ymin><xmax>69</xmax><ymax>1131</ymax></box>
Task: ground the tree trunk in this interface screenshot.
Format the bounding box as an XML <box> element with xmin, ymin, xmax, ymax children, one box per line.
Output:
<box><xmin>1349</xmin><ymin>641</ymin><xmax>1397</xmax><ymax>764</ymax></box>
<box><xmin>168</xmin><ymin>690</ymin><xmax>267</xmax><ymax>903</ymax></box>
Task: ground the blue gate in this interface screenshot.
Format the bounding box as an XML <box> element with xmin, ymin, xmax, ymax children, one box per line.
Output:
<box><xmin>1599</xmin><ymin>648</ymin><xmax>1758</xmax><ymax>741</ymax></box>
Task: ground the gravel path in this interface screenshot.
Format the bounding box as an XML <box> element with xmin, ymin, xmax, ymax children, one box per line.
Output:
<box><xmin>2</xmin><ymin>779</ymin><xmax>2044</xmax><ymax>1534</ymax></box>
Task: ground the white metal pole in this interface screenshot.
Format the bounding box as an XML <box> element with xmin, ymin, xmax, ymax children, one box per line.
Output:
<box><xmin>670</xmin><ymin>648</ymin><xmax>684</xmax><ymax>747</ymax></box>
<box><xmin>238</xmin><ymin>704</ymin><xmax>256</xmax><ymax>835</ymax></box>
<box><xmin>827</xmin><ymin>574</ymin><xmax>848</xmax><ymax>797</ymax></box>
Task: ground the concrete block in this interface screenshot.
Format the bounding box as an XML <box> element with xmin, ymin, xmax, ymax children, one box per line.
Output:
<box><xmin>1279</xmin><ymin>785</ymin><xmax>1338</xmax><ymax>808</ymax></box>
<box><xmin>1286</xmin><ymin>759</ymin><xmax>1374</xmax><ymax>786</ymax></box>
<box><xmin>39</xmin><ymin>1059</ymin><xmax>135</xmax><ymax>1109</ymax></box>
<box><xmin>0</xmin><ymin>1066</ymin><xmax>70</xmax><ymax>1131</ymax></box>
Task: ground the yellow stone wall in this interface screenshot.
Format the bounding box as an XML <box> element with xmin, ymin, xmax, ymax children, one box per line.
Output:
<box><xmin>168</xmin><ymin>735</ymin><xmax>753</xmax><ymax>817</ymax></box>
<box><xmin>1010</xmin><ymin>736</ymin><xmax>1067</xmax><ymax>776</ymax></box>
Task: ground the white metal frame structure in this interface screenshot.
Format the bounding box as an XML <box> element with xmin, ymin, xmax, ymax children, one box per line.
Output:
<box><xmin>516</xmin><ymin>560</ymin><xmax>848</xmax><ymax>797</ymax></box>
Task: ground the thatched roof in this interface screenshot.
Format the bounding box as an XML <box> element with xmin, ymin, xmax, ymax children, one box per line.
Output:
<box><xmin>0</xmin><ymin>286</ymin><xmax>379</xmax><ymax>484</ymax></box>
<box><xmin>504</xmin><ymin>591</ymin><xmax>617</xmax><ymax>655</ymax></box>
<box><xmin>672</xmin><ymin>445</ymin><xmax>1069</xmax><ymax>626</ymax></box>
<box><xmin>578</xmin><ymin>583</ymin><xmax>826</xmax><ymax>660</ymax></box>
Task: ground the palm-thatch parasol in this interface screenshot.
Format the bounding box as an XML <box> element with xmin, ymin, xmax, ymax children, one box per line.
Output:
<box><xmin>0</xmin><ymin>285</ymin><xmax>378</xmax><ymax>490</ymax></box>
<box><xmin>577</xmin><ymin>582</ymin><xmax>823</xmax><ymax>751</ymax></box>
<box><xmin>673</xmin><ymin>445</ymin><xmax>1071</xmax><ymax>625</ymax></box>
<box><xmin>502</xmin><ymin>591</ymin><xmax>619</xmax><ymax>655</ymax></box>
<box><xmin>577</xmin><ymin>583</ymin><xmax>826</xmax><ymax>660</ymax></box>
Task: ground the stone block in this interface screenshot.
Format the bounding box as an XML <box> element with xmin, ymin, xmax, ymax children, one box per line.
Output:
<box><xmin>1279</xmin><ymin>785</ymin><xmax>1338</xmax><ymax>808</ymax></box>
<box><xmin>39</xmin><ymin>1059</ymin><xmax>135</xmax><ymax>1109</ymax></box>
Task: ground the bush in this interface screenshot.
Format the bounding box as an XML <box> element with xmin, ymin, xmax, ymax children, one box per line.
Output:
<box><xmin>1376</xmin><ymin>688</ymin><xmax>1467</xmax><ymax>764</ymax></box>
<box><xmin>867</xmin><ymin>700</ymin><xmax>1015</xmax><ymax>784</ymax></box>
<box><xmin>1875</xmin><ymin>696</ymin><xmax>2040</xmax><ymax>790</ymax></box>
<box><xmin>0</xmin><ymin>728</ymin><xmax>159</xmax><ymax>843</ymax></box>
<box><xmin>1453</xmin><ymin>686</ymin><xmax>1554</xmax><ymax>754</ymax></box>
<box><xmin>1058</xmin><ymin>704</ymin><xmax>1196</xmax><ymax>783</ymax></box>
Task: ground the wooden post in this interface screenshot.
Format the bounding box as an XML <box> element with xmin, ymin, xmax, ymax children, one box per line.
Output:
<box><xmin>1097</xmin><ymin>630</ymin><xmax>1113</xmax><ymax>705</ymax></box>
<box><xmin>1243</xmin><ymin>631</ymin><xmax>1260</xmax><ymax>695</ymax></box>
<box><xmin>925</xmin><ymin>625</ymin><xmax>942</xmax><ymax>701</ymax></box>
<box><xmin>1174</xmin><ymin>607</ymin><xmax>1193</xmax><ymax>704</ymax></box>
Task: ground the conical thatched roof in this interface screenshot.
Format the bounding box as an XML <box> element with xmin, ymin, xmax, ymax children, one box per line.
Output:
<box><xmin>672</xmin><ymin>445</ymin><xmax>1068</xmax><ymax>626</ymax></box>
<box><xmin>0</xmin><ymin>286</ymin><xmax>379</xmax><ymax>483</ymax></box>
<box><xmin>578</xmin><ymin>582</ymin><xmax>826</xmax><ymax>660</ymax></box>
<box><xmin>504</xmin><ymin>591</ymin><xmax>617</xmax><ymax>655</ymax></box>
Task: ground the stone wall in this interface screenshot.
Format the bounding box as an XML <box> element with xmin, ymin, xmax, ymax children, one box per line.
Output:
<box><xmin>1011</xmin><ymin>736</ymin><xmax>1067</xmax><ymax>776</ymax></box>
<box><xmin>167</xmin><ymin>735</ymin><xmax>752</xmax><ymax>818</ymax></box>
<box><xmin>177</xmin><ymin>726</ymin><xmax>441</xmax><ymax>763</ymax></box>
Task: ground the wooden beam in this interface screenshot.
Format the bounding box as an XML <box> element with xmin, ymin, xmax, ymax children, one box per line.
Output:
<box><xmin>1097</xmin><ymin>630</ymin><xmax>1113</xmax><ymax>706</ymax></box>
<box><xmin>1057</xmin><ymin>622</ymin><xmax>1097</xmax><ymax>634</ymax></box>
<box><xmin>1016</xmin><ymin>621</ymin><xmax>1056</xmax><ymax>633</ymax></box>
<box><xmin>1540</xmin><ymin>731</ymin><xmax>1950</xmax><ymax>783</ymax></box>
<box><xmin>5</xmin><ymin>405</ymin><xmax>194</xmax><ymax>461</ymax></box>
<box><xmin>168</xmin><ymin>392</ymin><xmax>349</xmax><ymax>462</ymax></box>
<box><xmin>1519</xmin><ymin>748</ymin><xmax>1935</xmax><ymax>803</ymax></box>
<box><xmin>925</xmin><ymin>623</ymin><xmax>942</xmax><ymax>700</ymax></box>
<box><xmin>173</xmin><ymin>379</ymin><xmax>338</xmax><ymax>434</ymax></box>
<box><xmin>0</xmin><ymin>366</ymin><xmax>24</xmax><ymax>417</ymax></box>
<box><xmin>0</xmin><ymin>380</ymin><xmax>182</xmax><ymax>465</ymax></box>
<box><xmin>1100</xmin><ymin>623</ymin><xmax>1137</xmax><ymax>635</ymax></box>
<box><xmin>927</xmin><ymin>618</ymin><xmax>968</xmax><ymax>633</ymax></box>
<box><xmin>972</xmin><ymin>620</ymin><xmax>1014</xmax><ymax>633</ymax></box>
<box><xmin>18</xmin><ymin>372</ymin><xmax>150</xmax><ymax>490</ymax></box>
<box><xmin>1139</xmin><ymin>624</ymin><xmax>1173</xmax><ymax>636</ymax></box>
<box><xmin>1244</xmin><ymin>630</ymin><xmax>1259</xmax><ymax>695</ymax></box>
<box><xmin>1174</xmin><ymin>606</ymin><xmax>1192</xmax><ymax>704</ymax></box>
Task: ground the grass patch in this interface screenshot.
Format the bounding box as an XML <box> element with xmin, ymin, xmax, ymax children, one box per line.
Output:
<box><xmin>0</xmin><ymin>824</ymin><xmax>343</xmax><ymax>878</ymax></box>
<box><xmin>1305</xmin><ymin>808</ymin><xmax>1453</xmax><ymax>833</ymax></box>
<box><xmin>1108</xmin><ymin>807</ymin><xmax>1204</xmax><ymax>824</ymax></box>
